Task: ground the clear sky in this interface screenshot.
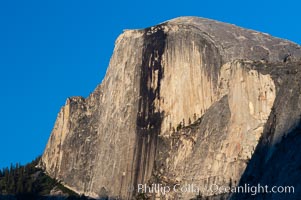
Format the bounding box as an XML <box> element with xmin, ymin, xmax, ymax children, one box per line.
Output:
<box><xmin>0</xmin><ymin>0</ymin><xmax>300</xmax><ymax>169</ymax></box>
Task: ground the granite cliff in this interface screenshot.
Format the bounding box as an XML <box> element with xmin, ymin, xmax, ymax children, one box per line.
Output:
<box><xmin>40</xmin><ymin>17</ymin><xmax>301</xmax><ymax>200</ymax></box>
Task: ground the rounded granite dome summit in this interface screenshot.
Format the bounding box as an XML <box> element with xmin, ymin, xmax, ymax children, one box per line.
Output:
<box><xmin>163</xmin><ymin>16</ymin><xmax>301</xmax><ymax>62</ymax></box>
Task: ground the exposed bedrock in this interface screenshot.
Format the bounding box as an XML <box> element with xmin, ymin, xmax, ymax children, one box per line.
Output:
<box><xmin>40</xmin><ymin>17</ymin><xmax>301</xmax><ymax>199</ymax></box>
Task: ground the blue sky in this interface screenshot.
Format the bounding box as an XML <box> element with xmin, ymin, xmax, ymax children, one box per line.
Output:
<box><xmin>0</xmin><ymin>0</ymin><xmax>300</xmax><ymax>169</ymax></box>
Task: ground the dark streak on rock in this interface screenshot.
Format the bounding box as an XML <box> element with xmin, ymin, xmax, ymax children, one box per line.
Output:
<box><xmin>130</xmin><ymin>25</ymin><xmax>166</xmax><ymax>198</ymax></box>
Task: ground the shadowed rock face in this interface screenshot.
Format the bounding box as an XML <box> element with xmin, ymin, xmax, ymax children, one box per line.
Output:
<box><xmin>230</xmin><ymin>61</ymin><xmax>301</xmax><ymax>200</ymax></box>
<box><xmin>40</xmin><ymin>17</ymin><xmax>301</xmax><ymax>199</ymax></box>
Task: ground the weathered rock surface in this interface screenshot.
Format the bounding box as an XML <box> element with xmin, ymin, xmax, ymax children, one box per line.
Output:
<box><xmin>40</xmin><ymin>17</ymin><xmax>301</xmax><ymax>200</ymax></box>
<box><xmin>230</xmin><ymin>61</ymin><xmax>301</xmax><ymax>200</ymax></box>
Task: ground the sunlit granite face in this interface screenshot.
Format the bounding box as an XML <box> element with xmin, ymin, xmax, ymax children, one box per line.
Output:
<box><xmin>40</xmin><ymin>17</ymin><xmax>301</xmax><ymax>200</ymax></box>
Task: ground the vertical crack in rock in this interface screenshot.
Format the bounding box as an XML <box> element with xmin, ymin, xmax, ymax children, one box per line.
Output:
<box><xmin>130</xmin><ymin>25</ymin><xmax>167</xmax><ymax>198</ymax></box>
